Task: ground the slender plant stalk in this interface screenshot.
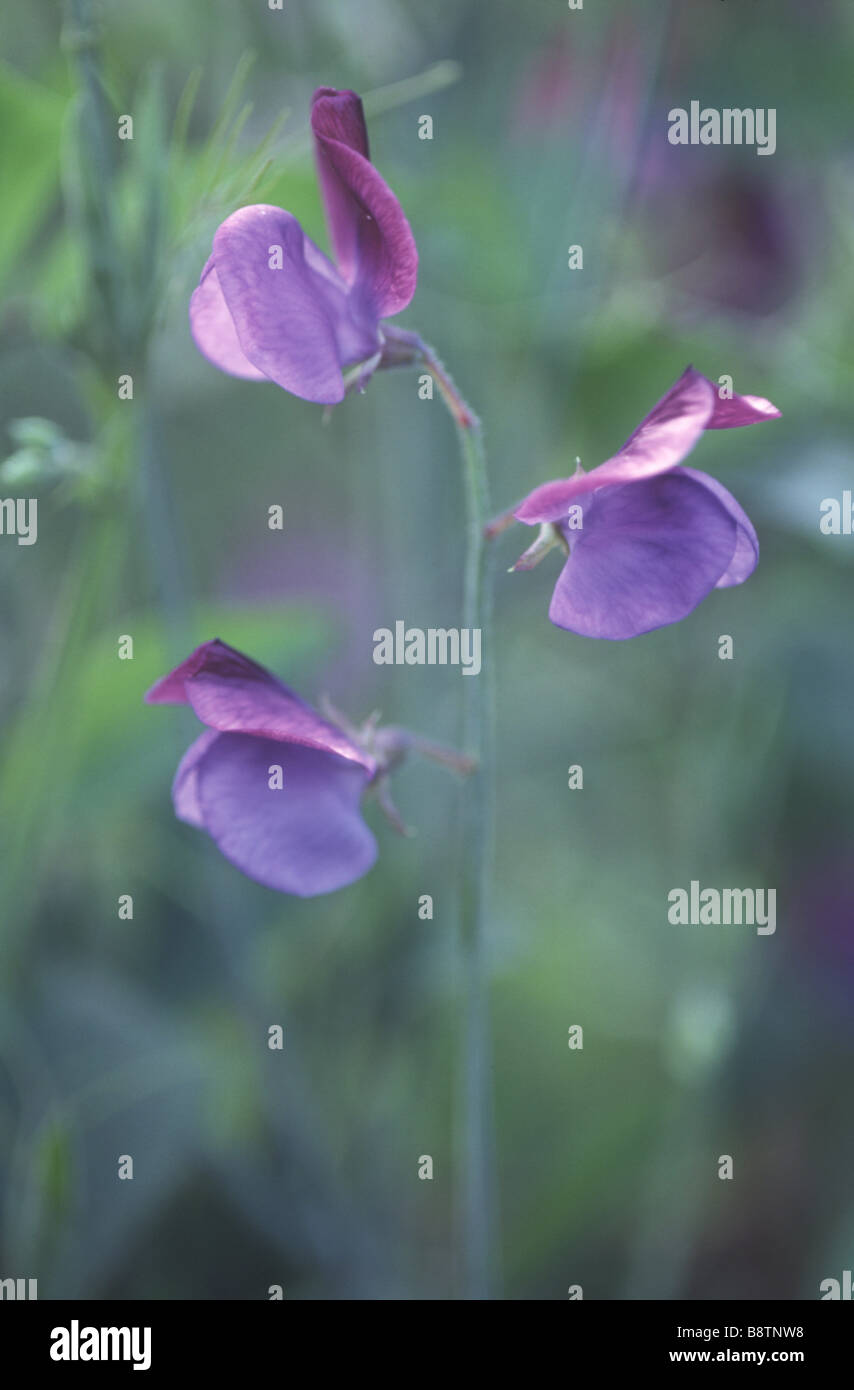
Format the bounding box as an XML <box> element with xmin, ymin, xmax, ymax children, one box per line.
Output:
<box><xmin>454</xmin><ymin>416</ymin><xmax>496</xmax><ymax>1302</ymax></box>
<box><xmin>402</xmin><ymin>333</ymin><xmax>497</xmax><ymax>1299</ymax></box>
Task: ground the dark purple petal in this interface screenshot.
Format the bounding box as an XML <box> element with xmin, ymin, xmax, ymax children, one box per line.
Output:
<box><xmin>193</xmin><ymin>732</ymin><xmax>377</xmax><ymax>896</ymax></box>
<box><xmin>192</xmin><ymin>205</ymin><xmax>382</xmax><ymax>404</ymax></box>
<box><xmin>548</xmin><ymin>471</ymin><xmax>739</xmax><ymax>639</ymax></box>
<box><xmin>675</xmin><ymin>465</ymin><xmax>759</xmax><ymax>587</ymax></box>
<box><xmin>146</xmin><ymin>639</ymin><xmax>375</xmax><ymax>775</ymax></box>
<box><xmin>311</xmin><ymin>88</ymin><xmax>369</xmax><ymax>276</ymax></box>
<box><xmin>311</xmin><ymin>88</ymin><xmax>418</xmax><ymax>318</ymax></box>
<box><xmin>514</xmin><ymin>368</ymin><xmax>780</xmax><ymax>523</ymax></box>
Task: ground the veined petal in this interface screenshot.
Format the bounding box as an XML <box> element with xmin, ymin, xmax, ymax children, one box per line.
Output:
<box><xmin>516</xmin><ymin>368</ymin><xmax>716</xmax><ymax>522</ymax></box>
<box><xmin>311</xmin><ymin>88</ymin><xmax>369</xmax><ymax>279</ymax></box>
<box><xmin>194</xmin><ymin>732</ymin><xmax>378</xmax><ymax>896</ymax></box>
<box><xmin>311</xmin><ymin>87</ymin><xmax>418</xmax><ymax>318</ymax></box>
<box><xmin>513</xmin><ymin>476</ymin><xmax>594</xmax><ymax>528</ymax></box>
<box><xmin>547</xmin><ymin>471</ymin><xmax>739</xmax><ymax>640</ymax></box>
<box><xmin>145</xmin><ymin>639</ymin><xmax>376</xmax><ymax>775</ymax></box>
<box><xmin>675</xmin><ymin>465</ymin><xmax>759</xmax><ymax>587</ymax></box>
<box><xmin>514</xmin><ymin>367</ymin><xmax>780</xmax><ymax>522</ymax></box>
<box><xmin>707</xmin><ymin>390</ymin><xmax>781</xmax><ymax>428</ymax></box>
<box><xmin>202</xmin><ymin>205</ymin><xmax>381</xmax><ymax>404</ymax></box>
<box><xmin>189</xmin><ymin>258</ymin><xmax>269</xmax><ymax>381</ymax></box>
<box><xmin>172</xmin><ymin>729</ymin><xmax>221</xmax><ymax>827</ymax></box>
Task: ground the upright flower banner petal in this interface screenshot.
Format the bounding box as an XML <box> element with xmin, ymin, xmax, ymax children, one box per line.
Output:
<box><xmin>147</xmin><ymin>639</ymin><xmax>376</xmax><ymax>773</ymax></box>
<box><xmin>515</xmin><ymin>368</ymin><xmax>780</xmax><ymax>521</ymax></box>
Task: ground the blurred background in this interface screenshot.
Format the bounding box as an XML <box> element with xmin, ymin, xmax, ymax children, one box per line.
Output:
<box><xmin>1</xmin><ymin>0</ymin><xmax>852</xmax><ymax>1300</ymax></box>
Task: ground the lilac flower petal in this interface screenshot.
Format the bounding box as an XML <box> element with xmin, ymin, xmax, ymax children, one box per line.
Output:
<box><xmin>675</xmin><ymin>465</ymin><xmax>759</xmax><ymax>587</ymax></box>
<box><xmin>311</xmin><ymin>87</ymin><xmax>418</xmax><ymax>318</ymax></box>
<box><xmin>613</xmin><ymin>367</ymin><xmax>717</xmax><ymax>466</ymax></box>
<box><xmin>194</xmin><ymin>732</ymin><xmax>378</xmax><ymax>896</ymax></box>
<box><xmin>515</xmin><ymin>368</ymin><xmax>716</xmax><ymax>522</ymax></box>
<box><xmin>202</xmin><ymin>205</ymin><xmax>381</xmax><ymax>404</ymax></box>
<box><xmin>513</xmin><ymin>475</ymin><xmax>596</xmax><ymax>527</ymax></box>
<box><xmin>189</xmin><ymin>258</ymin><xmax>269</xmax><ymax>381</ymax></box>
<box><xmin>514</xmin><ymin>368</ymin><xmax>781</xmax><ymax>523</ymax></box>
<box><xmin>707</xmin><ymin>390</ymin><xmax>781</xmax><ymax>429</ymax></box>
<box><xmin>310</xmin><ymin>88</ymin><xmax>369</xmax><ymax>277</ymax></box>
<box><xmin>172</xmin><ymin>729</ymin><xmax>221</xmax><ymax>827</ymax></box>
<box><xmin>146</xmin><ymin>639</ymin><xmax>375</xmax><ymax>775</ymax></box>
<box><xmin>548</xmin><ymin>471</ymin><xmax>739</xmax><ymax>639</ymax></box>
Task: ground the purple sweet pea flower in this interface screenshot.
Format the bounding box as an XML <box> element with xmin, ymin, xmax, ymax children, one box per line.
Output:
<box><xmin>498</xmin><ymin>367</ymin><xmax>780</xmax><ymax>640</ymax></box>
<box><xmin>189</xmin><ymin>88</ymin><xmax>418</xmax><ymax>405</ymax></box>
<box><xmin>146</xmin><ymin>639</ymin><xmax>377</xmax><ymax>894</ymax></box>
<box><xmin>146</xmin><ymin>639</ymin><xmax>472</xmax><ymax>896</ymax></box>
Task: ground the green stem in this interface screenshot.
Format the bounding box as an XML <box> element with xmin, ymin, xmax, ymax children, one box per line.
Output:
<box><xmin>456</xmin><ymin>418</ymin><xmax>497</xmax><ymax>1303</ymax></box>
<box><xmin>407</xmin><ymin>333</ymin><xmax>497</xmax><ymax>1299</ymax></box>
